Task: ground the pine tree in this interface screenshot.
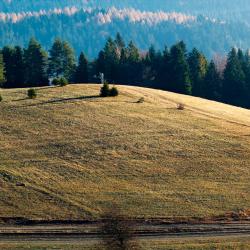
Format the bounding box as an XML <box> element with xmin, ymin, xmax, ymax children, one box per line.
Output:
<box><xmin>13</xmin><ymin>46</ymin><xmax>25</xmax><ymax>88</ymax></box>
<box><xmin>0</xmin><ymin>53</ymin><xmax>5</xmax><ymax>86</ymax></box>
<box><xmin>168</xmin><ymin>42</ymin><xmax>192</xmax><ymax>95</ymax></box>
<box><xmin>222</xmin><ymin>48</ymin><xmax>247</xmax><ymax>107</ymax></box>
<box><xmin>143</xmin><ymin>45</ymin><xmax>161</xmax><ymax>85</ymax></box>
<box><xmin>48</xmin><ymin>38</ymin><xmax>64</xmax><ymax>78</ymax></box>
<box><xmin>100</xmin><ymin>82</ymin><xmax>110</xmax><ymax>97</ymax></box>
<box><xmin>2</xmin><ymin>46</ymin><xmax>26</xmax><ymax>88</ymax></box>
<box><xmin>158</xmin><ymin>46</ymin><xmax>171</xmax><ymax>90</ymax></box>
<box><xmin>95</xmin><ymin>50</ymin><xmax>106</xmax><ymax>78</ymax></box>
<box><xmin>118</xmin><ymin>47</ymin><xmax>128</xmax><ymax>83</ymax></box>
<box><xmin>243</xmin><ymin>51</ymin><xmax>250</xmax><ymax>108</ymax></box>
<box><xmin>2</xmin><ymin>46</ymin><xmax>14</xmax><ymax>88</ymax></box>
<box><xmin>203</xmin><ymin>60</ymin><xmax>222</xmax><ymax>100</ymax></box>
<box><xmin>24</xmin><ymin>38</ymin><xmax>48</xmax><ymax>86</ymax></box>
<box><xmin>75</xmin><ymin>52</ymin><xmax>88</xmax><ymax>83</ymax></box>
<box><xmin>127</xmin><ymin>41</ymin><xmax>140</xmax><ymax>63</ymax></box>
<box><xmin>48</xmin><ymin>38</ymin><xmax>76</xmax><ymax>81</ymax></box>
<box><xmin>62</xmin><ymin>41</ymin><xmax>76</xmax><ymax>81</ymax></box>
<box><xmin>115</xmin><ymin>32</ymin><xmax>125</xmax><ymax>52</ymax></box>
<box><xmin>237</xmin><ymin>49</ymin><xmax>245</xmax><ymax>69</ymax></box>
<box><xmin>118</xmin><ymin>41</ymin><xmax>141</xmax><ymax>85</ymax></box>
<box><xmin>188</xmin><ymin>48</ymin><xmax>208</xmax><ymax>97</ymax></box>
<box><xmin>126</xmin><ymin>41</ymin><xmax>141</xmax><ymax>84</ymax></box>
<box><xmin>103</xmin><ymin>37</ymin><xmax>120</xmax><ymax>82</ymax></box>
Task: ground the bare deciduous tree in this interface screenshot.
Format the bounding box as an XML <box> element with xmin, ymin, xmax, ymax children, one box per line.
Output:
<box><xmin>100</xmin><ymin>208</ymin><xmax>139</xmax><ymax>250</ymax></box>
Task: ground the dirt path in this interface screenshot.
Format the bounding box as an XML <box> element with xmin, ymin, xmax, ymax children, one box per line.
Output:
<box><xmin>0</xmin><ymin>222</ymin><xmax>250</xmax><ymax>243</ymax></box>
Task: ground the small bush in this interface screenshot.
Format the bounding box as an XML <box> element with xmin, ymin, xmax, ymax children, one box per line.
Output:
<box><xmin>27</xmin><ymin>88</ymin><xmax>37</xmax><ymax>99</ymax></box>
<box><xmin>59</xmin><ymin>77</ymin><xmax>68</xmax><ymax>87</ymax></box>
<box><xmin>52</xmin><ymin>78</ymin><xmax>60</xmax><ymax>86</ymax></box>
<box><xmin>52</xmin><ymin>77</ymin><xmax>68</xmax><ymax>87</ymax></box>
<box><xmin>100</xmin><ymin>83</ymin><xmax>119</xmax><ymax>97</ymax></box>
<box><xmin>100</xmin><ymin>82</ymin><xmax>110</xmax><ymax>97</ymax></box>
<box><xmin>177</xmin><ymin>103</ymin><xmax>185</xmax><ymax>110</ymax></box>
<box><xmin>109</xmin><ymin>86</ymin><xmax>119</xmax><ymax>97</ymax></box>
<box><xmin>137</xmin><ymin>97</ymin><xmax>144</xmax><ymax>103</ymax></box>
<box><xmin>0</xmin><ymin>95</ymin><xmax>2</xmax><ymax>102</ymax></box>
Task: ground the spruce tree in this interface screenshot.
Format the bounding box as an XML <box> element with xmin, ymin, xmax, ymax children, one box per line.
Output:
<box><xmin>237</xmin><ymin>49</ymin><xmax>245</xmax><ymax>69</ymax></box>
<box><xmin>100</xmin><ymin>82</ymin><xmax>110</xmax><ymax>97</ymax></box>
<box><xmin>48</xmin><ymin>38</ymin><xmax>64</xmax><ymax>78</ymax></box>
<box><xmin>2</xmin><ymin>46</ymin><xmax>25</xmax><ymax>88</ymax></box>
<box><xmin>13</xmin><ymin>46</ymin><xmax>25</xmax><ymax>87</ymax></box>
<box><xmin>118</xmin><ymin>47</ymin><xmax>128</xmax><ymax>84</ymax></box>
<box><xmin>24</xmin><ymin>38</ymin><xmax>48</xmax><ymax>86</ymax></box>
<box><xmin>203</xmin><ymin>60</ymin><xmax>222</xmax><ymax>100</ymax></box>
<box><xmin>222</xmin><ymin>48</ymin><xmax>247</xmax><ymax>107</ymax></box>
<box><xmin>0</xmin><ymin>53</ymin><xmax>5</xmax><ymax>86</ymax></box>
<box><xmin>62</xmin><ymin>41</ymin><xmax>76</xmax><ymax>81</ymax></box>
<box><xmin>75</xmin><ymin>52</ymin><xmax>88</xmax><ymax>83</ymax></box>
<box><xmin>243</xmin><ymin>51</ymin><xmax>250</xmax><ymax>108</ymax></box>
<box><xmin>168</xmin><ymin>42</ymin><xmax>192</xmax><ymax>95</ymax></box>
<box><xmin>115</xmin><ymin>32</ymin><xmax>125</xmax><ymax>52</ymax></box>
<box><xmin>2</xmin><ymin>46</ymin><xmax>14</xmax><ymax>88</ymax></box>
<box><xmin>103</xmin><ymin>37</ymin><xmax>120</xmax><ymax>82</ymax></box>
<box><xmin>48</xmin><ymin>38</ymin><xmax>76</xmax><ymax>81</ymax></box>
<box><xmin>126</xmin><ymin>41</ymin><xmax>141</xmax><ymax>84</ymax></box>
<box><xmin>188</xmin><ymin>48</ymin><xmax>208</xmax><ymax>97</ymax></box>
<box><xmin>144</xmin><ymin>45</ymin><xmax>162</xmax><ymax>85</ymax></box>
<box><xmin>158</xmin><ymin>46</ymin><xmax>171</xmax><ymax>90</ymax></box>
<box><xmin>95</xmin><ymin>50</ymin><xmax>106</xmax><ymax>78</ymax></box>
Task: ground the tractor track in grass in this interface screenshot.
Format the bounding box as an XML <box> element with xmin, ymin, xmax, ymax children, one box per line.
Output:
<box><xmin>0</xmin><ymin>221</ymin><xmax>249</xmax><ymax>243</ymax></box>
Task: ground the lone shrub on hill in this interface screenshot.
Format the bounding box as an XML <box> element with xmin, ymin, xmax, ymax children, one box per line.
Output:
<box><xmin>177</xmin><ymin>103</ymin><xmax>185</xmax><ymax>110</ymax></box>
<box><xmin>52</xmin><ymin>78</ymin><xmax>60</xmax><ymax>86</ymax></box>
<box><xmin>137</xmin><ymin>97</ymin><xmax>144</xmax><ymax>103</ymax></box>
<box><xmin>110</xmin><ymin>86</ymin><xmax>119</xmax><ymax>97</ymax></box>
<box><xmin>100</xmin><ymin>82</ymin><xmax>119</xmax><ymax>97</ymax></box>
<box><xmin>27</xmin><ymin>88</ymin><xmax>37</xmax><ymax>99</ymax></box>
<box><xmin>52</xmin><ymin>77</ymin><xmax>68</xmax><ymax>87</ymax></box>
<box><xmin>100</xmin><ymin>82</ymin><xmax>110</xmax><ymax>97</ymax></box>
<box><xmin>59</xmin><ymin>77</ymin><xmax>68</xmax><ymax>87</ymax></box>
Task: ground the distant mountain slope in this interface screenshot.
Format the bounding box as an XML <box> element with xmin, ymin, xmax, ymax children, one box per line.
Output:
<box><xmin>0</xmin><ymin>8</ymin><xmax>248</xmax><ymax>58</ymax></box>
<box><xmin>0</xmin><ymin>84</ymin><xmax>249</xmax><ymax>220</ymax></box>
<box><xmin>1</xmin><ymin>0</ymin><xmax>250</xmax><ymax>58</ymax></box>
<box><xmin>1</xmin><ymin>0</ymin><xmax>250</xmax><ymax>15</ymax></box>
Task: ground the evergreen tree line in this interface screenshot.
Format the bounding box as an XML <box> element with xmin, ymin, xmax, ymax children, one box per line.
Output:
<box><xmin>0</xmin><ymin>34</ymin><xmax>250</xmax><ymax>108</ymax></box>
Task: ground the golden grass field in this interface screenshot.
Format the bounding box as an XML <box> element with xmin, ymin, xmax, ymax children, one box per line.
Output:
<box><xmin>0</xmin><ymin>84</ymin><xmax>249</xmax><ymax>220</ymax></box>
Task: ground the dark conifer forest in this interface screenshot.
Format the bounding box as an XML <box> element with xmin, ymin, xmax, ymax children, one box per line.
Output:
<box><xmin>1</xmin><ymin>34</ymin><xmax>250</xmax><ymax>109</ymax></box>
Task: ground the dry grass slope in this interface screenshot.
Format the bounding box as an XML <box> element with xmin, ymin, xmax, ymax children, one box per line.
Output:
<box><xmin>0</xmin><ymin>84</ymin><xmax>249</xmax><ymax>220</ymax></box>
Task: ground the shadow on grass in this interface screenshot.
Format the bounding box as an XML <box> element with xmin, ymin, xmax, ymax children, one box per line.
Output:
<box><xmin>21</xmin><ymin>95</ymin><xmax>101</xmax><ymax>107</ymax></box>
<box><xmin>13</xmin><ymin>98</ymin><xmax>29</xmax><ymax>101</ymax></box>
<box><xmin>12</xmin><ymin>86</ymin><xmax>63</xmax><ymax>101</ymax></box>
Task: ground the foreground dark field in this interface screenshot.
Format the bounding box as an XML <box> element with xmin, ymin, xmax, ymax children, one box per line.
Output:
<box><xmin>0</xmin><ymin>235</ymin><xmax>250</xmax><ymax>250</ymax></box>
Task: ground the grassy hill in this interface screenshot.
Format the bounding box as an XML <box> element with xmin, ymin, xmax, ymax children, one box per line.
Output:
<box><xmin>0</xmin><ymin>84</ymin><xmax>249</xmax><ymax>220</ymax></box>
